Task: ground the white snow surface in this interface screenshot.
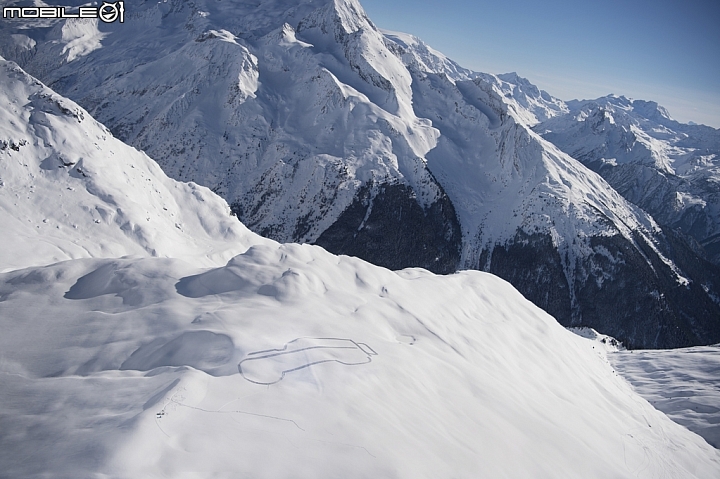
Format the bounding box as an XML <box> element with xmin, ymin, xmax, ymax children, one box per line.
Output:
<box><xmin>381</xmin><ymin>30</ymin><xmax>568</xmax><ymax>126</ymax></box>
<box><xmin>2</xmin><ymin>246</ymin><xmax>720</xmax><ymax>478</ymax></box>
<box><xmin>610</xmin><ymin>345</ymin><xmax>720</xmax><ymax>450</ymax></box>
<box><xmin>536</xmin><ymin>95</ymin><xmax>720</xmax><ymax>176</ymax></box>
<box><xmin>60</xmin><ymin>18</ymin><xmax>107</xmax><ymax>63</ymax></box>
<box><xmin>0</xmin><ymin>57</ymin><xmax>268</xmax><ymax>271</ymax></box>
<box><xmin>0</xmin><ymin>57</ymin><xmax>719</xmax><ymax>477</ymax></box>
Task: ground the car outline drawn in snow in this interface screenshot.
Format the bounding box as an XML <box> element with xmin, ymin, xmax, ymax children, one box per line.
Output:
<box><xmin>238</xmin><ymin>337</ymin><xmax>377</xmax><ymax>385</ymax></box>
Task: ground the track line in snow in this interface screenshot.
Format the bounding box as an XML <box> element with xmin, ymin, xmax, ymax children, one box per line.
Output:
<box><xmin>238</xmin><ymin>337</ymin><xmax>377</xmax><ymax>385</ymax></box>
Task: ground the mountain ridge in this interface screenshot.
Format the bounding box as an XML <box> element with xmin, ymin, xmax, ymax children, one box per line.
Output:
<box><xmin>0</xmin><ymin>55</ymin><xmax>267</xmax><ymax>271</ymax></box>
<box><xmin>2</xmin><ymin>0</ymin><xmax>719</xmax><ymax>348</ymax></box>
<box><xmin>535</xmin><ymin>94</ymin><xmax>720</xmax><ymax>264</ymax></box>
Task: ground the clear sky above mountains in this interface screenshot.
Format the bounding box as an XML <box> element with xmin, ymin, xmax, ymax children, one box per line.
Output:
<box><xmin>361</xmin><ymin>0</ymin><xmax>720</xmax><ymax>128</ymax></box>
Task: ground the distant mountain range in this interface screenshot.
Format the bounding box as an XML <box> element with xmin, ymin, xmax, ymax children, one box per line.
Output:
<box><xmin>535</xmin><ymin>95</ymin><xmax>720</xmax><ymax>264</ymax></box>
<box><xmin>2</xmin><ymin>0</ymin><xmax>719</xmax><ymax>348</ymax></box>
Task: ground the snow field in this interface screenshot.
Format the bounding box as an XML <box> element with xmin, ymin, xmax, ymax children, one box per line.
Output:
<box><xmin>1</xmin><ymin>243</ymin><xmax>719</xmax><ymax>477</ymax></box>
<box><xmin>610</xmin><ymin>345</ymin><xmax>720</xmax><ymax>450</ymax></box>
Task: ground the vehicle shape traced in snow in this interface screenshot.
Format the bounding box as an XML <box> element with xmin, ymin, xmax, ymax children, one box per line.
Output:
<box><xmin>238</xmin><ymin>338</ymin><xmax>377</xmax><ymax>385</ymax></box>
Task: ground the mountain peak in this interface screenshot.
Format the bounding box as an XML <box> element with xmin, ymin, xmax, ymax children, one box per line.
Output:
<box><xmin>632</xmin><ymin>99</ymin><xmax>673</xmax><ymax>122</ymax></box>
<box><xmin>497</xmin><ymin>71</ymin><xmax>527</xmax><ymax>85</ymax></box>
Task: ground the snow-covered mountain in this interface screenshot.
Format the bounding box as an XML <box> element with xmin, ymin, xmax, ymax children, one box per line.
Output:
<box><xmin>535</xmin><ymin>95</ymin><xmax>720</xmax><ymax>263</ymax></box>
<box><xmin>2</xmin><ymin>0</ymin><xmax>465</xmax><ymax>273</ymax></box>
<box><xmin>0</xmin><ymin>56</ymin><xmax>268</xmax><ymax>271</ymax></box>
<box><xmin>1</xmin><ymin>60</ymin><xmax>719</xmax><ymax>476</ymax></box>
<box><xmin>379</xmin><ymin>30</ymin><xmax>568</xmax><ymax>126</ymax></box>
<box><xmin>2</xmin><ymin>0</ymin><xmax>720</xmax><ymax>348</ymax></box>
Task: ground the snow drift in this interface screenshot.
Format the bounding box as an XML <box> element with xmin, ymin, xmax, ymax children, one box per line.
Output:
<box><xmin>2</xmin><ymin>245</ymin><xmax>720</xmax><ymax>478</ymax></box>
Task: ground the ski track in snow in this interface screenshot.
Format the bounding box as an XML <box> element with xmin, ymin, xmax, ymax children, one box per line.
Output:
<box><xmin>1</xmin><ymin>247</ymin><xmax>719</xmax><ymax>477</ymax></box>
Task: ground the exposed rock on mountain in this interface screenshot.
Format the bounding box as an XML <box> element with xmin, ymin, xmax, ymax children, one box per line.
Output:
<box><xmin>535</xmin><ymin>95</ymin><xmax>720</xmax><ymax>264</ymax></box>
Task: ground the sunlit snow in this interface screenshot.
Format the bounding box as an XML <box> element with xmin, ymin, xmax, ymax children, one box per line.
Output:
<box><xmin>0</xmin><ymin>1</ymin><xmax>719</xmax><ymax>476</ymax></box>
<box><xmin>0</xmin><ymin>54</ymin><xmax>719</xmax><ymax>477</ymax></box>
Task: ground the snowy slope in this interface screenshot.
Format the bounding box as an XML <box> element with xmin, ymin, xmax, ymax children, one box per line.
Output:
<box><xmin>535</xmin><ymin>95</ymin><xmax>720</xmax><ymax>263</ymax></box>
<box><xmin>2</xmin><ymin>246</ymin><xmax>720</xmax><ymax>478</ymax></box>
<box><xmin>570</xmin><ymin>327</ymin><xmax>720</xmax><ymax>449</ymax></box>
<box><xmin>1</xmin><ymin>0</ymin><xmax>458</xmax><ymax>263</ymax></box>
<box><xmin>610</xmin><ymin>344</ymin><xmax>720</xmax><ymax>450</ymax></box>
<box><xmin>380</xmin><ymin>30</ymin><xmax>568</xmax><ymax>126</ymax></box>
<box><xmin>0</xmin><ymin>0</ymin><xmax>567</xmax><ymax>263</ymax></box>
<box><xmin>0</xmin><ymin>56</ymin><xmax>268</xmax><ymax>271</ymax></box>
<box><xmin>3</xmin><ymin>0</ymin><xmax>720</xmax><ymax>348</ymax></box>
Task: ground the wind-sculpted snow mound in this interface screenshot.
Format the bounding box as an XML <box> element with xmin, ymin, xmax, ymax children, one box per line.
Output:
<box><xmin>1</xmin><ymin>244</ymin><xmax>719</xmax><ymax>478</ymax></box>
<box><xmin>0</xmin><ymin>57</ymin><xmax>269</xmax><ymax>271</ymax></box>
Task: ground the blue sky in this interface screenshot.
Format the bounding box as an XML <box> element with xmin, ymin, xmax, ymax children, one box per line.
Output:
<box><xmin>360</xmin><ymin>0</ymin><xmax>720</xmax><ymax>127</ymax></box>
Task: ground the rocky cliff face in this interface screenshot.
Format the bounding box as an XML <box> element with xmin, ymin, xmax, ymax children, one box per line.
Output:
<box><xmin>2</xmin><ymin>0</ymin><xmax>719</xmax><ymax>347</ymax></box>
<box><xmin>480</xmin><ymin>229</ymin><xmax>720</xmax><ymax>349</ymax></box>
<box><xmin>315</xmin><ymin>181</ymin><xmax>462</xmax><ymax>274</ymax></box>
